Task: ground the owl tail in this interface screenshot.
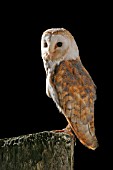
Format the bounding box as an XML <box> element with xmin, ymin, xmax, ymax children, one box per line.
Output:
<box><xmin>78</xmin><ymin>133</ymin><xmax>99</xmax><ymax>150</ymax></box>
<box><xmin>68</xmin><ymin>120</ymin><xmax>99</xmax><ymax>150</ymax></box>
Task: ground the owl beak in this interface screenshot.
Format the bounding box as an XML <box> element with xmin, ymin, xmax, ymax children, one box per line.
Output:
<box><xmin>43</xmin><ymin>51</ymin><xmax>55</xmax><ymax>61</ymax></box>
<box><xmin>47</xmin><ymin>52</ymin><xmax>54</xmax><ymax>60</ymax></box>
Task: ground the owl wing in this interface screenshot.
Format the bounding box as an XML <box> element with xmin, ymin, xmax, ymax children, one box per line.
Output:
<box><xmin>53</xmin><ymin>57</ymin><xmax>98</xmax><ymax>150</ymax></box>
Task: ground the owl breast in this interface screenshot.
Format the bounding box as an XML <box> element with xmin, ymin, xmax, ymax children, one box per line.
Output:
<box><xmin>46</xmin><ymin>68</ymin><xmax>62</xmax><ymax>112</ymax></box>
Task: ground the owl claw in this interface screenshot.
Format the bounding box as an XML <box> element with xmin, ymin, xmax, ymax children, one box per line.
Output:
<box><xmin>51</xmin><ymin>125</ymin><xmax>75</xmax><ymax>140</ymax></box>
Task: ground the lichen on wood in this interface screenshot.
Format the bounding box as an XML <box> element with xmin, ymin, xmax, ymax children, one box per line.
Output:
<box><xmin>0</xmin><ymin>131</ymin><xmax>75</xmax><ymax>170</ymax></box>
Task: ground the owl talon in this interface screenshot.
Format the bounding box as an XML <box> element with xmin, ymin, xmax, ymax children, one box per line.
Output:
<box><xmin>51</xmin><ymin>126</ymin><xmax>75</xmax><ymax>140</ymax></box>
<box><xmin>62</xmin><ymin>126</ymin><xmax>75</xmax><ymax>140</ymax></box>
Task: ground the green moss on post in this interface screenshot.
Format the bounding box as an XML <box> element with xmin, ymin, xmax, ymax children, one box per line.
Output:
<box><xmin>0</xmin><ymin>131</ymin><xmax>75</xmax><ymax>170</ymax></box>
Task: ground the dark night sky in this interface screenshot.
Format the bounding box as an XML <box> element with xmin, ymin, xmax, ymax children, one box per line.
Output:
<box><xmin>0</xmin><ymin>2</ymin><xmax>112</xmax><ymax>169</ymax></box>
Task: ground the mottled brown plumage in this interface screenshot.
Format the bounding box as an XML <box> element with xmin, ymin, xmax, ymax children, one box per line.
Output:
<box><xmin>41</xmin><ymin>28</ymin><xmax>98</xmax><ymax>150</ymax></box>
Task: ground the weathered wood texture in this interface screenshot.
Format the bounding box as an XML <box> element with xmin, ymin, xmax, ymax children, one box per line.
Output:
<box><xmin>0</xmin><ymin>131</ymin><xmax>75</xmax><ymax>170</ymax></box>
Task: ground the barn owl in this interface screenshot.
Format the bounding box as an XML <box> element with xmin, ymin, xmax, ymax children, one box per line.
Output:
<box><xmin>41</xmin><ymin>28</ymin><xmax>98</xmax><ymax>150</ymax></box>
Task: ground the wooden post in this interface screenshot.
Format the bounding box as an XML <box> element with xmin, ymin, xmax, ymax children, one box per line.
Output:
<box><xmin>0</xmin><ymin>131</ymin><xmax>75</xmax><ymax>170</ymax></box>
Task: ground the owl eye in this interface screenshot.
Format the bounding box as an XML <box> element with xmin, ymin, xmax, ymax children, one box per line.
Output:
<box><xmin>44</xmin><ymin>42</ymin><xmax>48</xmax><ymax>47</ymax></box>
<box><xmin>56</xmin><ymin>42</ymin><xmax>62</xmax><ymax>47</ymax></box>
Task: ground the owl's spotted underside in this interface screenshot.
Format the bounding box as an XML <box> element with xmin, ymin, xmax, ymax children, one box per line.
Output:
<box><xmin>41</xmin><ymin>28</ymin><xmax>98</xmax><ymax>150</ymax></box>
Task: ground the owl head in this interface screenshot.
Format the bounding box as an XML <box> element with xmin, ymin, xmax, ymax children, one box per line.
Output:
<box><xmin>41</xmin><ymin>28</ymin><xmax>79</xmax><ymax>64</ymax></box>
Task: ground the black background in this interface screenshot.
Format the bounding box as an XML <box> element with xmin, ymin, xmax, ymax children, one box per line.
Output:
<box><xmin>0</xmin><ymin>2</ymin><xmax>112</xmax><ymax>169</ymax></box>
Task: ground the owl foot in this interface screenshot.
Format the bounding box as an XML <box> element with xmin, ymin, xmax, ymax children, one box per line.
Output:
<box><xmin>51</xmin><ymin>124</ymin><xmax>75</xmax><ymax>140</ymax></box>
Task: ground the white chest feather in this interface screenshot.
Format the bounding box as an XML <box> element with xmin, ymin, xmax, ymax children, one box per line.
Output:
<box><xmin>46</xmin><ymin>70</ymin><xmax>59</xmax><ymax>105</ymax></box>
